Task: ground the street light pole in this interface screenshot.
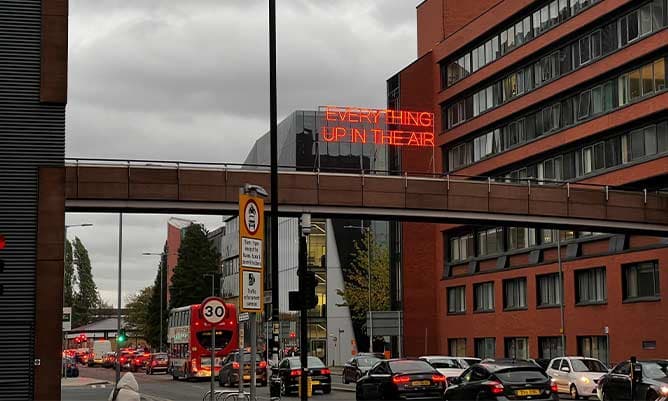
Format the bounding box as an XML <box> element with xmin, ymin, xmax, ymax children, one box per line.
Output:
<box><xmin>114</xmin><ymin>213</ymin><xmax>123</xmax><ymax>400</ymax></box>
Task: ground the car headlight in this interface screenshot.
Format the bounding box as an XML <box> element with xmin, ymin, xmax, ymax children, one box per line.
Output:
<box><xmin>579</xmin><ymin>377</ymin><xmax>590</xmax><ymax>384</ymax></box>
<box><xmin>660</xmin><ymin>386</ymin><xmax>668</xmax><ymax>396</ymax></box>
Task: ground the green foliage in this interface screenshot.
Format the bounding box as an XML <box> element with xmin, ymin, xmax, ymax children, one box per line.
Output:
<box><xmin>169</xmin><ymin>224</ymin><xmax>221</xmax><ymax>309</ymax></box>
<box><xmin>63</xmin><ymin>239</ymin><xmax>75</xmax><ymax>307</ymax></box>
<box><xmin>125</xmin><ymin>285</ymin><xmax>153</xmax><ymax>339</ymax></box>
<box><xmin>72</xmin><ymin>237</ymin><xmax>102</xmax><ymax>327</ymax></box>
<box><xmin>336</xmin><ymin>230</ymin><xmax>390</xmax><ymax>326</ymax></box>
<box><xmin>146</xmin><ymin>245</ymin><xmax>168</xmax><ymax>349</ymax></box>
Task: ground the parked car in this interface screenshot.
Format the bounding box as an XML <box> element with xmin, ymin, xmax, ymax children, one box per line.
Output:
<box><xmin>88</xmin><ymin>340</ymin><xmax>112</xmax><ymax>367</ymax></box>
<box><xmin>272</xmin><ymin>356</ymin><xmax>331</xmax><ymax>396</ymax></box>
<box><xmin>62</xmin><ymin>357</ymin><xmax>79</xmax><ymax>378</ymax></box>
<box><xmin>145</xmin><ymin>353</ymin><xmax>169</xmax><ymax>375</ymax></box>
<box><xmin>116</xmin><ymin>350</ymin><xmax>135</xmax><ymax>371</ymax></box>
<box><xmin>219</xmin><ymin>351</ymin><xmax>268</xmax><ymax>387</ymax></box>
<box><xmin>419</xmin><ymin>355</ymin><xmax>480</xmax><ymax>383</ymax></box>
<box><xmin>597</xmin><ymin>359</ymin><xmax>668</xmax><ymax>401</ymax></box>
<box><xmin>356</xmin><ymin>358</ymin><xmax>446</xmax><ymax>401</ymax></box>
<box><xmin>546</xmin><ymin>356</ymin><xmax>608</xmax><ymax>399</ymax></box>
<box><xmin>101</xmin><ymin>352</ymin><xmax>116</xmax><ymax>368</ymax></box>
<box><xmin>445</xmin><ymin>359</ymin><xmax>558</xmax><ymax>401</ymax></box>
<box><xmin>531</xmin><ymin>358</ymin><xmax>552</xmax><ymax>372</ymax></box>
<box><xmin>74</xmin><ymin>348</ymin><xmax>90</xmax><ymax>365</ymax></box>
<box><xmin>343</xmin><ymin>355</ymin><xmax>382</xmax><ymax>384</ymax></box>
<box><xmin>130</xmin><ymin>352</ymin><xmax>150</xmax><ymax>372</ymax></box>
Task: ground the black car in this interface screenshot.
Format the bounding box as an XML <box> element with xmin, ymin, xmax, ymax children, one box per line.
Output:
<box><xmin>62</xmin><ymin>357</ymin><xmax>79</xmax><ymax>378</ymax></box>
<box><xmin>356</xmin><ymin>358</ymin><xmax>447</xmax><ymax>401</ymax></box>
<box><xmin>219</xmin><ymin>351</ymin><xmax>268</xmax><ymax>387</ymax></box>
<box><xmin>597</xmin><ymin>359</ymin><xmax>668</xmax><ymax>401</ymax></box>
<box><xmin>343</xmin><ymin>355</ymin><xmax>382</xmax><ymax>384</ymax></box>
<box><xmin>272</xmin><ymin>356</ymin><xmax>331</xmax><ymax>396</ymax></box>
<box><xmin>445</xmin><ymin>359</ymin><xmax>558</xmax><ymax>401</ymax></box>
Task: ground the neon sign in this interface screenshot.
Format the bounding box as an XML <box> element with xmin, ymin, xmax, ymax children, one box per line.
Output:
<box><xmin>319</xmin><ymin>106</ymin><xmax>434</xmax><ymax>148</ymax></box>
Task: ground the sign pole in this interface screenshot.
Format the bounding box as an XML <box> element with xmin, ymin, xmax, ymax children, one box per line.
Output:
<box><xmin>200</xmin><ymin>296</ymin><xmax>226</xmax><ymax>401</ymax></box>
<box><xmin>210</xmin><ymin>275</ymin><xmax>215</xmax><ymax>401</ymax></box>
<box><xmin>250</xmin><ymin>313</ymin><xmax>257</xmax><ymax>396</ymax></box>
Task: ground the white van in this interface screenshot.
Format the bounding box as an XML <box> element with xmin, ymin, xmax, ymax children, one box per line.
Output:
<box><xmin>90</xmin><ymin>340</ymin><xmax>112</xmax><ymax>367</ymax></box>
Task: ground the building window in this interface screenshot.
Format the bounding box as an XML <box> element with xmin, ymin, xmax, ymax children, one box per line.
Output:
<box><xmin>449</xmin><ymin>233</ymin><xmax>473</xmax><ymax>262</ymax></box>
<box><xmin>477</xmin><ymin>227</ymin><xmax>503</xmax><ymax>256</ymax></box>
<box><xmin>505</xmin><ymin>337</ymin><xmax>529</xmax><ymax>359</ymax></box>
<box><xmin>623</xmin><ymin>261</ymin><xmax>660</xmax><ymax>300</ymax></box>
<box><xmin>507</xmin><ymin>227</ymin><xmax>536</xmax><ymax>250</ymax></box>
<box><xmin>475</xmin><ymin>338</ymin><xmax>496</xmax><ymax>359</ymax></box>
<box><xmin>575</xmin><ymin>267</ymin><xmax>607</xmax><ymax>304</ymax></box>
<box><xmin>504</xmin><ymin>278</ymin><xmax>527</xmax><ymax>310</ymax></box>
<box><xmin>449</xmin><ymin>338</ymin><xmax>467</xmax><ymax>357</ymax></box>
<box><xmin>539</xmin><ymin>337</ymin><xmax>564</xmax><ymax>359</ymax></box>
<box><xmin>474</xmin><ymin>282</ymin><xmax>495</xmax><ymax>312</ymax></box>
<box><xmin>642</xmin><ymin>340</ymin><xmax>657</xmax><ymax>350</ymax></box>
<box><xmin>448</xmin><ymin>286</ymin><xmax>466</xmax><ymax>314</ymax></box>
<box><xmin>578</xmin><ymin>336</ymin><xmax>608</xmax><ymax>364</ymax></box>
<box><xmin>537</xmin><ymin>273</ymin><xmax>562</xmax><ymax>307</ymax></box>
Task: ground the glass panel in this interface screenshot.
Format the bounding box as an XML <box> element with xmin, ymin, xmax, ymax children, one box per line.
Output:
<box><xmin>653</xmin><ymin>0</ymin><xmax>665</xmax><ymax>29</ymax></box>
<box><xmin>654</xmin><ymin>59</ymin><xmax>666</xmax><ymax>91</ymax></box>
<box><xmin>601</xmin><ymin>22</ymin><xmax>618</xmax><ymax>55</ymax></box>
<box><xmin>642</xmin><ymin>64</ymin><xmax>654</xmax><ymax>96</ymax></box>
<box><xmin>641</xmin><ymin>4</ymin><xmax>652</xmax><ymax>35</ymax></box>
<box><xmin>523</xmin><ymin>16</ymin><xmax>532</xmax><ymax>41</ymax></box>
<box><xmin>620</xmin><ymin>16</ymin><xmax>628</xmax><ymax>46</ymax></box>
<box><xmin>579</xmin><ymin>36</ymin><xmax>591</xmax><ymax>65</ymax></box>
<box><xmin>577</xmin><ymin>90</ymin><xmax>591</xmax><ymax>120</ymax></box>
<box><xmin>644</xmin><ymin>126</ymin><xmax>658</xmax><ymax>156</ymax></box>
<box><xmin>630</xmin><ymin>129</ymin><xmax>644</xmax><ymax>160</ymax></box>
<box><xmin>541</xmin><ymin>5</ymin><xmax>549</xmax><ymax>31</ymax></box>
<box><xmin>629</xmin><ymin>69</ymin><xmax>641</xmax><ymax>100</ymax></box>
<box><xmin>658</xmin><ymin>122</ymin><xmax>668</xmax><ymax>153</ymax></box>
<box><xmin>628</xmin><ymin>11</ymin><xmax>639</xmax><ymax>41</ymax></box>
<box><xmin>618</xmin><ymin>74</ymin><xmax>629</xmax><ymax>106</ymax></box>
<box><xmin>592</xmin><ymin>86</ymin><xmax>603</xmax><ymax>115</ymax></box>
<box><xmin>591</xmin><ymin>30</ymin><xmax>602</xmax><ymax>59</ymax></box>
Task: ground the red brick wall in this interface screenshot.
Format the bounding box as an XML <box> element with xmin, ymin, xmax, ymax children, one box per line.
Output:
<box><xmin>439</xmin><ymin>247</ymin><xmax>668</xmax><ymax>363</ymax></box>
<box><xmin>166</xmin><ymin>222</ymin><xmax>183</xmax><ymax>304</ymax></box>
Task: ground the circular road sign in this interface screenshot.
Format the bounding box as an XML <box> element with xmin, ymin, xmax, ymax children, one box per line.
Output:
<box><xmin>200</xmin><ymin>297</ymin><xmax>226</xmax><ymax>324</ymax></box>
<box><xmin>243</xmin><ymin>199</ymin><xmax>260</xmax><ymax>235</ymax></box>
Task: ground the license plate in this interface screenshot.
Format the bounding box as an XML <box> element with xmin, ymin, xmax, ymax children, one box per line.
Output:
<box><xmin>411</xmin><ymin>380</ymin><xmax>430</xmax><ymax>387</ymax></box>
<box><xmin>515</xmin><ymin>389</ymin><xmax>541</xmax><ymax>396</ymax></box>
<box><xmin>311</xmin><ymin>380</ymin><xmax>320</xmax><ymax>385</ymax></box>
<box><xmin>243</xmin><ymin>375</ymin><xmax>250</xmax><ymax>380</ymax></box>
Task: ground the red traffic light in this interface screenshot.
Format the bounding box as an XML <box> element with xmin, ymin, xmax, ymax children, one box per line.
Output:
<box><xmin>0</xmin><ymin>234</ymin><xmax>5</xmax><ymax>250</ymax></box>
<box><xmin>290</xmin><ymin>332</ymin><xmax>296</xmax><ymax>338</ymax></box>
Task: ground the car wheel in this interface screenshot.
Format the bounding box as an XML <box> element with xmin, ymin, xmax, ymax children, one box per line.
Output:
<box><xmin>280</xmin><ymin>380</ymin><xmax>288</xmax><ymax>396</ymax></box>
<box><xmin>570</xmin><ymin>384</ymin><xmax>580</xmax><ymax>400</ymax></box>
<box><xmin>323</xmin><ymin>386</ymin><xmax>331</xmax><ymax>394</ymax></box>
<box><xmin>343</xmin><ymin>373</ymin><xmax>349</xmax><ymax>384</ymax></box>
<box><xmin>227</xmin><ymin>373</ymin><xmax>233</xmax><ymax>388</ymax></box>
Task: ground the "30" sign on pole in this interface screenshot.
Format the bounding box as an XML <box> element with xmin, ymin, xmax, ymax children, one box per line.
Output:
<box><xmin>200</xmin><ymin>297</ymin><xmax>226</xmax><ymax>324</ymax></box>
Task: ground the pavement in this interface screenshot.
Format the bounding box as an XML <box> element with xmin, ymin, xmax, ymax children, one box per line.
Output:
<box><xmin>61</xmin><ymin>376</ymin><xmax>110</xmax><ymax>387</ymax></box>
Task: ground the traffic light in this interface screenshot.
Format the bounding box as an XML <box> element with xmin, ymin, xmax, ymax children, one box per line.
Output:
<box><xmin>117</xmin><ymin>329</ymin><xmax>127</xmax><ymax>344</ymax></box>
<box><xmin>299</xmin><ymin>270</ymin><xmax>318</xmax><ymax>309</ymax></box>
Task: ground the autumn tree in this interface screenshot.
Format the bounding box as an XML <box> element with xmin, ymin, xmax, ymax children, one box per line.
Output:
<box><xmin>125</xmin><ymin>286</ymin><xmax>154</xmax><ymax>340</ymax></box>
<box><xmin>169</xmin><ymin>224</ymin><xmax>221</xmax><ymax>309</ymax></box>
<box><xmin>336</xmin><ymin>229</ymin><xmax>390</xmax><ymax>326</ymax></box>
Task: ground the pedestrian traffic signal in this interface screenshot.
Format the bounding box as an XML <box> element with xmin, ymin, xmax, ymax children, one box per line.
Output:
<box><xmin>117</xmin><ymin>329</ymin><xmax>127</xmax><ymax>343</ymax></box>
<box><xmin>299</xmin><ymin>270</ymin><xmax>318</xmax><ymax>309</ymax></box>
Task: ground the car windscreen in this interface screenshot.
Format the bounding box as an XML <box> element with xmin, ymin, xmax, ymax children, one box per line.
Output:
<box><xmin>427</xmin><ymin>359</ymin><xmax>461</xmax><ymax>369</ymax></box>
<box><xmin>643</xmin><ymin>362</ymin><xmax>668</xmax><ymax>379</ymax></box>
<box><xmin>572</xmin><ymin>359</ymin><xmax>608</xmax><ymax>372</ymax></box>
<box><xmin>462</xmin><ymin>358</ymin><xmax>481</xmax><ymax>367</ymax></box>
<box><xmin>495</xmin><ymin>368</ymin><xmax>549</xmax><ymax>383</ymax></box>
<box><xmin>389</xmin><ymin>360</ymin><xmax>434</xmax><ymax>374</ymax></box>
<box><xmin>238</xmin><ymin>353</ymin><xmax>264</xmax><ymax>362</ymax></box>
<box><xmin>357</xmin><ymin>357</ymin><xmax>381</xmax><ymax>367</ymax></box>
<box><xmin>154</xmin><ymin>354</ymin><xmax>168</xmax><ymax>361</ymax></box>
<box><xmin>289</xmin><ymin>357</ymin><xmax>325</xmax><ymax>368</ymax></box>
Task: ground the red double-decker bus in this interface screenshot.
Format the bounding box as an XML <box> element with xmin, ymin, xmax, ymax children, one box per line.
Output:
<box><xmin>167</xmin><ymin>303</ymin><xmax>238</xmax><ymax>379</ymax></box>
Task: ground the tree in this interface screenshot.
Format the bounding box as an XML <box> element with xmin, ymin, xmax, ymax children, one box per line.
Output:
<box><xmin>72</xmin><ymin>237</ymin><xmax>102</xmax><ymax>327</ymax></box>
<box><xmin>146</xmin><ymin>244</ymin><xmax>168</xmax><ymax>349</ymax></box>
<box><xmin>63</xmin><ymin>239</ymin><xmax>75</xmax><ymax>307</ymax></box>
<box><xmin>169</xmin><ymin>224</ymin><xmax>221</xmax><ymax>309</ymax></box>
<box><xmin>336</xmin><ymin>230</ymin><xmax>391</xmax><ymax>324</ymax></box>
<box><xmin>125</xmin><ymin>286</ymin><xmax>153</xmax><ymax>340</ymax></box>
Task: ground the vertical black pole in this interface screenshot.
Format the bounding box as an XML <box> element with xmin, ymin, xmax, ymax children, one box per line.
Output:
<box><xmin>298</xmin><ymin>232</ymin><xmax>308</xmax><ymax>401</ymax></box>
<box><xmin>269</xmin><ymin>0</ymin><xmax>280</xmax><ymax>370</ymax></box>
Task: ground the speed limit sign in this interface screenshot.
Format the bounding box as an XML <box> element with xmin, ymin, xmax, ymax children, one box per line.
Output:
<box><xmin>200</xmin><ymin>297</ymin><xmax>226</xmax><ymax>324</ymax></box>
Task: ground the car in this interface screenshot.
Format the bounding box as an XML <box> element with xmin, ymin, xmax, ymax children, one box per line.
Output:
<box><xmin>343</xmin><ymin>355</ymin><xmax>382</xmax><ymax>384</ymax></box>
<box><xmin>419</xmin><ymin>355</ymin><xmax>480</xmax><ymax>384</ymax></box>
<box><xmin>101</xmin><ymin>352</ymin><xmax>116</xmax><ymax>368</ymax></box>
<box><xmin>597</xmin><ymin>359</ymin><xmax>668</xmax><ymax>401</ymax></box>
<box><xmin>130</xmin><ymin>352</ymin><xmax>150</xmax><ymax>372</ymax></box>
<box><xmin>88</xmin><ymin>340</ymin><xmax>112</xmax><ymax>367</ymax></box>
<box><xmin>356</xmin><ymin>358</ymin><xmax>447</xmax><ymax>401</ymax></box>
<box><xmin>145</xmin><ymin>353</ymin><xmax>169</xmax><ymax>375</ymax></box>
<box><xmin>445</xmin><ymin>359</ymin><xmax>558</xmax><ymax>401</ymax></box>
<box><xmin>546</xmin><ymin>356</ymin><xmax>608</xmax><ymax>399</ymax></box>
<box><xmin>74</xmin><ymin>348</ymin><xmax>90</xmax><ymax>365</ymax></box>
<box><xmin>272</xmin><ymin>356</ymin><xmax>331</xmax><ymax>396</ymax></box>
<box><xmin>62</xmin><ymin>357</ymin><xmax>79</xmax><ymax>378</ymax></box>
<box><xmin>116</xmin><ymin>350</ymin><xmax>135</xmax><ymax>371</ymax></box>
<box><xmin>218</xmin><ymin>351</ymin><xmax>268</xmax><ymax>387</ymax></box>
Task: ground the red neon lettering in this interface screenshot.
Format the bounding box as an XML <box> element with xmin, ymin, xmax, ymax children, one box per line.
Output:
<box><xmin>352</xmin><ymin>128</ymin><xmax>366</xmax><ymax>143</ymax></box>
<box><xmin>419</xmin><ymin>112</ymin><xmax>434</xmax><ymax>127</ymax></box>
<box><xmin>325</xmin><ymin>107</ymin><xmax>337</xmax><ymax>122</ymax></box>
<box><xmin>407</xmin><ymin>112</ymin><xmax>419</xmax><ymax>127</ymax></box>
<box><xmin>372</xmin><ymin>128</ymin><xmax>383</xmax><ymax>144</ymax></box>
<box><xmin>335</xmin><ymin>127</ymin><xmax>347</xmax><ymax>141</ymax></box>
<box><xmin>423</xmin><ymin>132</ymin><xmax>435</xmax><ymax>147</ymax></box>
<box><xmin>322</xmin><ymin>126</ymin><xmax>336</xmax><ymax>142</ymax></box>
<box><xmin>407</xmin><ymin>132</ymin><xmax>420</xmax><ymax>146</ymax></box>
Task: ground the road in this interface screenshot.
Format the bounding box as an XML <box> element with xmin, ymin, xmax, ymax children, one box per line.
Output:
<box><xmin>61</xmin><ymin>366</ymin><xmax>355</xmax><ymax>401</ymax></box>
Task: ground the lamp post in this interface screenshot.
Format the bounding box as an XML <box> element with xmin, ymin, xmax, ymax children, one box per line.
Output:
<box><xmin>142</xmin><ymin>251</ymin><xmax>173</xmax><ymax>352</ymax></box>
<box><xmin>344</xmin><ymin>221</ymin><xmax>373</xmax><ymax>352</ymax></box>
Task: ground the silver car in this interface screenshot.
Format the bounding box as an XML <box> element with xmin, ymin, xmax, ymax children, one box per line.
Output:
<box><xmin>546</xmin><ymin>357</ymin><xmax>608</xmax><ymax>399</ymax></box>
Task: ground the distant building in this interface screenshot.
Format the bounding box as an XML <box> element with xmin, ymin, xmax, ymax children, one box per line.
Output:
<box><xmin>165</xmin><ymin>217</ymin><xmax>196</xmax><ymax>304</ymax></box>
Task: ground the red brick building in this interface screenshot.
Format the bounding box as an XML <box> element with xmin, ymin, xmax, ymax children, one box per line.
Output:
<box><xmin>165</xmin><ymin>217</ymin><xmax>195</xmax><ymax>304</ymax></box>
<box><xmin>391</xmin><ymin>0</ymin><xmax>668</xmax><ymax>365</ymax></box>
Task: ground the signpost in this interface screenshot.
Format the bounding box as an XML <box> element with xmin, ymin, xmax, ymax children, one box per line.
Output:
<box><xmin>239</xmin><ymin>186</ymin><xmax>266</xmax><ymax>399</ymax></box>
<box><xmin>62</xmin><ymin>307</ymin><xmax>72</xmax><ymax>332</ymax></box>
<box><xmin>201</xmin><ymin>297</ymin><xmax>226</xmax><ymax>401</ymax></box>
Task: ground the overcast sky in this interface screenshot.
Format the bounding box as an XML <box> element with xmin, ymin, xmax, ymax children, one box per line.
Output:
<box><xmin>66</xmin><ymin>0</ymin><xmax>418</xmax><ymax>306</ymax></box>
